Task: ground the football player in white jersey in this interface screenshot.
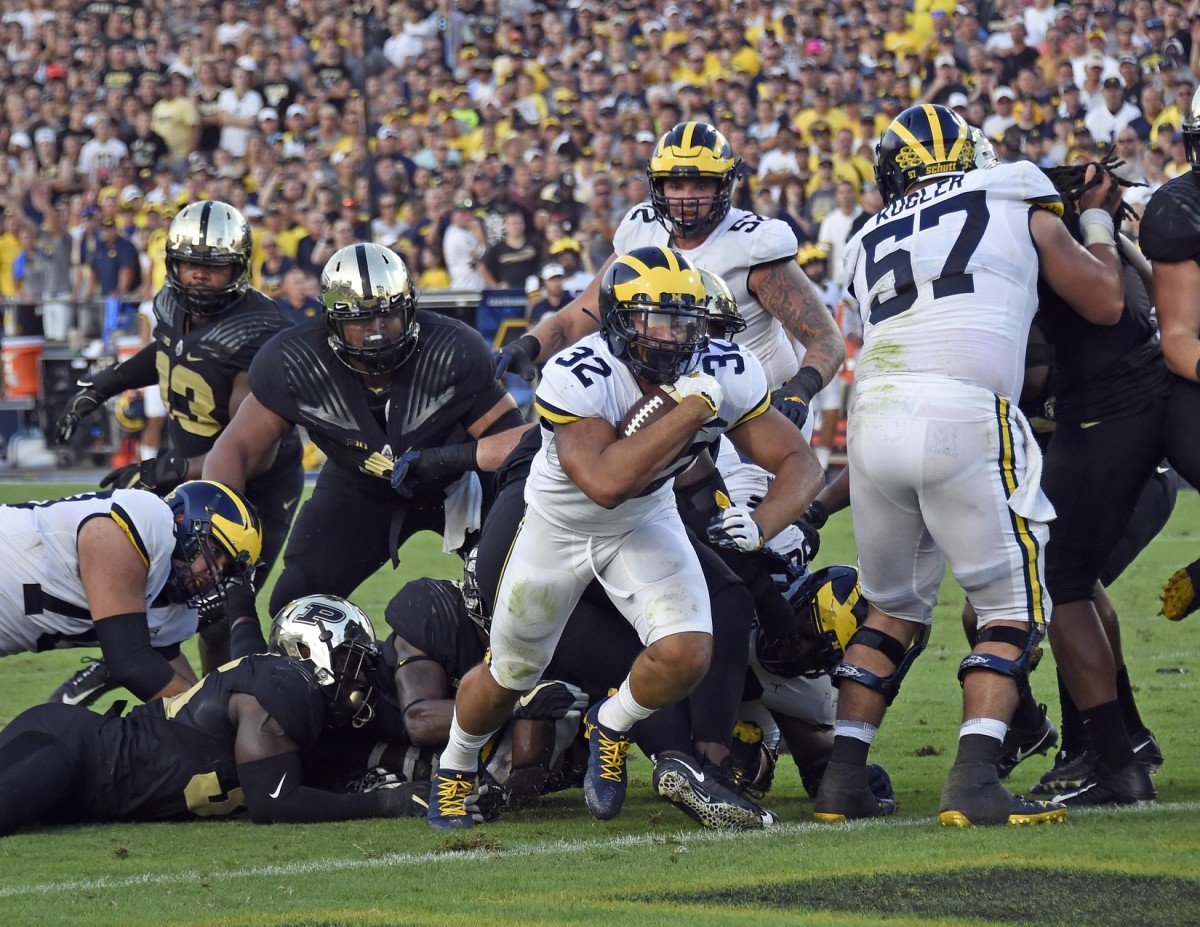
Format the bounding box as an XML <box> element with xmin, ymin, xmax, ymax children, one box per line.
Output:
<box><xmin>0</xmin><ymin>481</ymin><xmax>262</xmax><ymax>703</ymax></box>
<box><xmin>427</xmin><ymin>246</ymin><xmax>824</xmax><ymax>829</ymax></box>
<box><xmin>815</xmin><ymin>103</ymin><xmax>1125</xmax><ymax>827</ymax></box>
<box><xmin>495</xmin><ymin>122</ymin><xmax>845</xmax><ymax>429</ymax></box>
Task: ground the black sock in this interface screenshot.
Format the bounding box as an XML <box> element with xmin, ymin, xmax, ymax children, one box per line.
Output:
<box><xmin>1057</xmin><ymin>669</ymin><xmax>1087</xmax><ymax>755</ymax></box>
<box><xmin>954</xmin><ymin>732</ymin><xmax>1002</xmax><ymax>767</ymax></box>
<box><xmin>829</xmin><ymin>735</ymin><xmax>871</xmax><ymax>766</ymax></box>
<box><xmin>1114</xmin><ymin>667</ymin><xmax>1147</xmax><ymax>736</ymax></box>
<box><xmin>1080</xmin><ymin>700</ymin><xmax>1136</xmax><ymax>772</ymax></box>
<box><xmin>1011</xmin><ymin>682</ymin><xmax>1042</xmax><ymax>729</ymax></box>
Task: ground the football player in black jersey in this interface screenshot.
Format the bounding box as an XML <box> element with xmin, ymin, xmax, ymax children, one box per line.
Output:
<box><xmin>202</xmin><ymin>242</ymin><xmax>530</xmax><ymax>616</ymax></box>
<box><xmin>1138</xmin><ymin>97</ymin><xmax>1200</xmax><ymax>623</ymax></box>
<box><xmin>0</xmin><ymin>595</ymin><xmax>434</xmax><ymax>837</ymax></box>
<box><xmin>54</xmin><ymin>200</ymin><xmax>304</xmax><ymax>679</ymax></box>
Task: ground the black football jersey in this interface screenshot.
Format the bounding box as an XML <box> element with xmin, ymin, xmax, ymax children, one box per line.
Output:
<box><xmin>384</xmin><ymin>577</ymin><xmax>485</xmax><ymax>689</ymax></box>
<box><xmin>1035</xmin><ymin>251</ymin><xmax>1170</xmax><ymax>423</ymax></box>
<box><xmin>87</xmin><ymin>656</ymin><xmax>325</xmax><ymax>822</ymax></box>
<box><xmin>152</xmin><ymin>286</ymin><xmax>293</xmax><ymax>458</ymax></box>
<box><xmin>248</xmin><ymin>311</ymin><xmax>508</xmax><ymax>493</ymax></box>
<box><xmin>1140</xmin><ymin>172</ymin><xmax>1200</xmax><ymax>264</ymax></box>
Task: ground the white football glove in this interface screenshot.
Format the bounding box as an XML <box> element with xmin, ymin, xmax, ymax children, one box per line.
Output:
<box><xmin>708</xmin><ymin>504</ymin><xmax>765</xmax><ymax>552</ymax></box>
<box><xmin>666</xmin><ymin>371</ymin><xmax>724</xmax><ymax>417</ymax></box>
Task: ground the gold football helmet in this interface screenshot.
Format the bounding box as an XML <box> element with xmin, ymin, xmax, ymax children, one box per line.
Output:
<box><xmin>165</xmin><ymin>201</ymin><xmax>252</xmax><ymax>316</ymax></box>
<box><xmin>320</xmin><ymin>242</ymin><xmax>420</xmax><ymax>375</ymax></box>
<box><xmin>600</xmin><ymin>245</ymin><xmax>709</xmax><ymax>384</ymax></box>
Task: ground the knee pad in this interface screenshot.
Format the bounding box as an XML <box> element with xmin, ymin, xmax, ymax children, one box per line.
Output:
<box><xmin>957</xmin><ymin>623</ymin><xmax>1044</xmax><ymax>688</ymax></box>
<box><xmin>830</xmin><ymin>625</ymin><xmax>929</xmax><ymax>706</ymax></box>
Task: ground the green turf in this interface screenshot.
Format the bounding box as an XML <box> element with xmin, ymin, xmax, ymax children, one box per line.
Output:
<box><xmin>0</xmin><ymin>481</ymin><xmax>1197</xmax><ymax>926</ymax></box>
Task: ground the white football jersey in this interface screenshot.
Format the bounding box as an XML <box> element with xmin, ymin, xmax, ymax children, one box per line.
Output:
<box><xmin>530</xmin><ymin>333</ymin><xmax>770</xmax><ymax>534</ymax></box>
<box><xmin>843</xmin><ymin>161</ymin><xmax>1062</xmax><ymax>398</ymax></box>
<box><xmin>613</xmin><ymin>203</ymin><xmax>800</xmax><ymax>390</ymax></box>
<box><xmin>0</xmin><ymin>489</ymin><xmax>196</xmax><ymax>655</ymax></box>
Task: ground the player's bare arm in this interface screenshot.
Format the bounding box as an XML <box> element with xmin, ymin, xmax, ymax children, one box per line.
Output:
<box><xmin>467</xmin><ymin>394</ymin><xmax>535</xmax><ymax>471</ymax></box>
<box><xmin>202</xmin><ymin>394</ymin><xmax>291</xmax><ymax>491</ymax></box>
<box><xmin>748</xmin><ymin>257</ymin><xmax>846</xmax><ymax>385</ymax></box>
<box><xmin>393</xmin><ymin>638</ymin><xmax>456</xmax><ymax>746</ymax></box>
<box><xmin>727</xmin><ymin>405</ymin><xmax>825</xmax><ymax>541</ymax></box>
<box><xmin>556</xmin><ymin>399</ymin><xmax>712</xmax><ymax>509</ymax></box>
<box><xmin>1151</xmin><ymin>259</ymin><xmax>1200</xmax><ymax>382</ymax></box>
<box><xmin>79</xmin><ymin>517</ymin><xmax>192</xmax><ymax>699</ymax></box>
<box><xmin>523</xmin><ymin>253</ymin><xmax>617</xmax><ymax>359</ymax></box>
<box><xmin>1032</xmin><ymin>165</ymin><xmax>1124</xmax><ymax>325</ymax></box>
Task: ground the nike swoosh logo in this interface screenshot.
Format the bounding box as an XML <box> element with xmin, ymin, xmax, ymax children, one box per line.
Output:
<box><xmin>675</xmin><ymin>758</ymin><xmax>706</xmax><ymax>782</ymax></box>
<box><xmin>185</xmin><ymin>353</ymin><xmax>206</xmax><ymax>363</ymax></box>
<box><xmin>1080</xmin><ymin>421</ymin><xmax>1101</xmax><ymax>429</ymax></box>
<box><xmin>269</xmin><ymin>773</ymin><xmax>288</xmax><ymax>799</ymax></box>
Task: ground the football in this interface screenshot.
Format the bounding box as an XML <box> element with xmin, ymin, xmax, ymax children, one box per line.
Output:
<box><xmin>618</xmin><ymin>389</ymin><xmax>676</xmax><ymax>437</ymax></box>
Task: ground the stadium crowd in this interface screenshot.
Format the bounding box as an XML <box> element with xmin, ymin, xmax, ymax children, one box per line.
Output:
<box><xmin>0</xmin><ymin>0</ymin><xmax>1196</xmax><ymax>837</ymax></box>
<box><xmin>2</xmin><ymin>0</ymin><xmax>1199</xmax><ymax>340</ymax></box>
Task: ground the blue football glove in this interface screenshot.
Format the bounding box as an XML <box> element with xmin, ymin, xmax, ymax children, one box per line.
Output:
<box><xmin>772</xmin><ymin>393</ymin><xmax>810</xmax><ymax>430</ymax></box>
<box><xmin>389</xmin><ymin>448</ymin><xmax>426</xmax><ymax>499</ymax></box>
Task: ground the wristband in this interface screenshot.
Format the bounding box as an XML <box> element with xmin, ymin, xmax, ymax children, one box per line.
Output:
<box><xmin>425</xmin><ymin>441</ymin><xmax>478</xmax><ymax>477</ymax></box>
<box><xmin>1079</xmin><ymin>208</ymin><xmax>1115</xmax><ymax>248</ymax></box>
<box><xmin>790</xmin><ymin>366</ymin><xmax>825</xmax><ymax>405</ymax></box>
<box><xmin>513</xmin><ymin>333</ymin><xmax>542</xmax><ymax>362</ymax></box>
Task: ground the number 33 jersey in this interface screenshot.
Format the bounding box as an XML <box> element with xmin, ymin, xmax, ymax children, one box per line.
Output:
<box><xmin>530</xmin><ymin>333</ymin><xmax>770</xmax><ymax>534</ymax></box>
<box><xmin>843</xmin><ymin>161</ymin><xmax>1063</xmax><ymax>398</ymax></box>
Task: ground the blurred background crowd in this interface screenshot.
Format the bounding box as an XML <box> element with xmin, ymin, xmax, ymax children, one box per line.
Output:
<box><xmin>0</xmin><ymin>0</ymin><xmax>1198</xmax><ymax>345</ymax></box>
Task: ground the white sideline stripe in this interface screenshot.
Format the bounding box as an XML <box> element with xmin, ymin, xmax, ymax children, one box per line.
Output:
<box><xmin>2</xmin><ymin>801</ymin><xmax>1199</xmax><ymax>899</ymax></box>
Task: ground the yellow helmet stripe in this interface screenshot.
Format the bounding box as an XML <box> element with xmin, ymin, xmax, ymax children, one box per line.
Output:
<box><xmin>892</xmin><ymin>105</ymin><xmax>967</xmax><ymax>166</ymax></box>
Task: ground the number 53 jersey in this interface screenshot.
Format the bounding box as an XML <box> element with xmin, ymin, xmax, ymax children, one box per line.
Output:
<box><xmin>530</xmin><ymin>333</ymin><xmax>770</xmax><ymax>535</ymax></box>
<box><xmin>843</xmin><ymin>161</ymin><xmax>1063</xmax><ymax>398</ymax></box>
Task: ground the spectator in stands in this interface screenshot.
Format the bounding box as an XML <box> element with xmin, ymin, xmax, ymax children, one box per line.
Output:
<box><xmin>481</xmin><ymin>207</ymin><xmax>540</xmax><ymax>290</ymax></box>
<box><xmin>442</xmin><ymin>201</ymin><xmax>487</xmax><ymax>290</ymax></box>
<box><xmin>276</xmin><ymin>265</ymin><xmax>322</xmax><ymax>326</ymax></box>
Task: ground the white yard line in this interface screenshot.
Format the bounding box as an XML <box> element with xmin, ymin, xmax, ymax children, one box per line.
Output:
<box><xmin>2</xmin><ymin>801</ymin><xmax>1199</xmax><ymax>898</ymax></box>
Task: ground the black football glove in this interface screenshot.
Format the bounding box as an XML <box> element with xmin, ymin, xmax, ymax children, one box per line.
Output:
<box><xmin>100</xmin><ymin>450</ymin><xmax>189</xmax><ymax>494</ymax></box>
<box><xmin>772</xmin><ymin>393</ymin><xmax>810</xmax><ymax>430</ymax></box>
<box><xmin>55</xmin><ymin>386</ymin><xmax>108</xmax><ymax>443</ymax></box>
<box><xmin>512</xmin><ymin>680</ymin><xmax>589</xmax><ymax>720</ymax></box>
<box><xmin>390</xmin><ymin>443</ymin><xmax>477</xmax><ymax>499</ymax></box>
<box><xmin>494</xmin><ymin>333</ymin><xmax>540</xmax><ymax>382</ymax></box>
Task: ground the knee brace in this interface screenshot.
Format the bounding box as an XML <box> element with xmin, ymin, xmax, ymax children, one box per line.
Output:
<box><xmin>830</xmin><ymin>625</ymin><xmax>929</xmax><ymax>706</ymax></box>
<box><xmin>957</xmin><ymin>624</ymin><xmax>1044</xmax><ymax>688</ymax></box>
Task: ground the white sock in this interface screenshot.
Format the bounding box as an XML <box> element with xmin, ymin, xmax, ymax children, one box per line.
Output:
<box><xmin>438</xmin><ymin>711</ymin><xmax>493</xmax><ymax>771</ymax></box>
<box><xmin>959</xmin><ymin>717</ymin><xmax>1008</xmax><ymax>742</ymax></box>
<box><xmin>596</xmin><ymin>677</ymin><xmax>655</xmax><ymax>731</ymax></box>
<box><xmin>834</xmin><ymin>719</ymin><xmax>878</xmax><ymax>744</ymax></box>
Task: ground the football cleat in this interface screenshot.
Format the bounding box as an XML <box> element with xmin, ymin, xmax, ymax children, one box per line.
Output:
<box><xmin>653</xmin><ymin>754</ymin><xmax>777</xmax><ymax>830</ymax></box>
<box><xmin>939</xmin><ymin>762</ymin><xmax>1067</xmax><ymax>826</ymax></box>
<box><xmin>1029</xmin><ymin>748</ymin><xmax>1095</xmax><ymax>796</ymax></box>
<box><xmin>1131</xmin><ymin>729</ymin><xmax>1164</xmax><ymax>774</ymax></box>
<box><xmin>426</xmin><ymin>766</ymin><xmax>477</xmax><ymax>830</ymax></box>
<box><xmin>813</xmin><ymin>760</ymin><xmax>898</xmax><ymax>822</ymax></box>
<box><xmin>1160</xmin><ymin>557</ymin><xmax>1200</xmax><ymax>620</ymax></box>
<box><xmin>1052</xmin><ymin>759</ymin><xmax>1156</xmax><ymax>806</ymax></box>
<box><xmin>996</xmin><ymin>704</ymin><xmax>1058</xmax><ymax>780</ymax></box>
<box><xmin>583</xmin><ymin>700</ymin><xmax>633</xmax><ymax>820</ymax></box>
<box><xmin>48</xmin><ymin>657</ymin><xmax>117</xmax><ymax>707</ymax></box>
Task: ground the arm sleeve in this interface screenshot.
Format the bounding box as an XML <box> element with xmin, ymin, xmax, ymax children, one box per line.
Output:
<box><xmin>93</xmin><ymin>612</ymin><xmax>176</xmax><ymax>702</ymax></box>
<box><xmin>92</xmin><ymin>342</ymin><xmax>159</xmax><ymax>394</ymax></box>
<box><xmin>237</xmin><ymin>752</ymin><xmax>405</xmax><ymax>824</ymax></box>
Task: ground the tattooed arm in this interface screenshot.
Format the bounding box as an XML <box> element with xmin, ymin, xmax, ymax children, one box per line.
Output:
<box><xmin>748</xmin><ymin>257</ymin><xmax>846</xmax><ymax>386</ymax></box>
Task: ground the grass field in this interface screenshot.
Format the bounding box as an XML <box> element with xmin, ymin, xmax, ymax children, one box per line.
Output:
<box><xmin>0</xmin><ymin>480</ymin><xmax>1197</xmax><ymax>927</ymax></box>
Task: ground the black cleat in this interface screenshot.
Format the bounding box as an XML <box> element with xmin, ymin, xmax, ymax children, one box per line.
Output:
<box><xmin>48</xmin><ymin>658</ymin><xmax>116</xmax><ymax>707</ymax></box>
<box><xmin>1131</xmin><ymin>729</ymin><xmax>1164</xmax><ymax>775</ymax></box>
<box><xmin>996</xmin><ymin>705</ymin><xmax>1058</xmax><ymax>780</ymax></box>
<box><xmin>653</xmin><ymin>754</ymin><xmax>777</xmax><ymax>829</ymax></box>
<box><xmin>1052</xmin><ymin>759</ymin><xmax>1156</xmax><ymax>806</ymax></box>
<box><xmin>1029</xmin><ymin>748</ymin><xmax>1095</xmax><ymax>796</ymax></box>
